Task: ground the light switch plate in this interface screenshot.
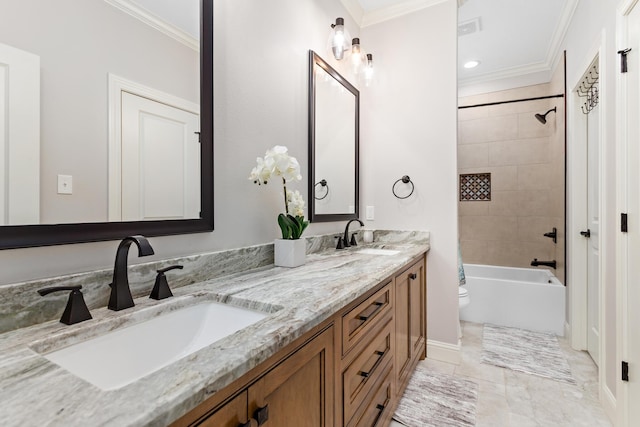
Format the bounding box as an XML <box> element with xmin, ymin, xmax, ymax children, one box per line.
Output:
<box><xmin>57</xmin><ymin>174</ymin><xmax>73</xmax><ymax>195</ymax></box>
<box><xmin>366</xmin><ymin>206</ymin><xmax>374</xmax><ymax>220</ymax></box>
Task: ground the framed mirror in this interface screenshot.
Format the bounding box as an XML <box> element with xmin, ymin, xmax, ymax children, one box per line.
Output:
<box><xmin>0</xmin><ymin>0</ymin><xmax>213</xmax><ymax>249</ymax></box>
<box><xmin>308</xmin><ymin>50</ymin><xmax>359</xmax><ymax>222</ymax></box>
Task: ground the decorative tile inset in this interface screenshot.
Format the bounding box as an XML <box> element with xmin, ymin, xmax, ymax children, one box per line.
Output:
<box><xmin>460</xmin><ymin>173</ymin><xmax>491</xmax><ymax>201</ymax></box>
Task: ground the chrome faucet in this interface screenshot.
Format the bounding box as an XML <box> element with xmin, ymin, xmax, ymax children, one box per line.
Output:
<box><xmin>108</xmin><ymin>235</ymin><xmax>155</xmax><ymax>311</ymax></box>
<box><xmin>343</xmin><ymin>219</ymin><xmax>364</xmax><ymax>248</ymax></box>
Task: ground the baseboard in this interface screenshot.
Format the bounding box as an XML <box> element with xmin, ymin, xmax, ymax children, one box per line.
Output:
<box><xmin>602</xmin><ymin>383</ymin><xmax>616</xmax><ymax>425</ymax></box>
<box><xmin>564</xmin><ymin>321</ymin><xmax>571</xmax><ymax>340</ymax></box>
<box><xmin>427</xmin><ymin>339</ymin><xmax>461</xmax><ymax>365</ymax></box>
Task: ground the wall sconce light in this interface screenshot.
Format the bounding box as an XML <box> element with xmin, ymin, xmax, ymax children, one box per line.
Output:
<box><xmin>351</xmin><ymin>38</ymin><xmax>366</xmax><ymax>73</ymax></box>
<box><xmin>364</xmin><ymin>53</ymin><xmax>374</xmax><ymax>85</ymax></box>
<box><xmin>329</xmin><ymin>17</ymin><xmax>351</xmax><ymax>60</ymax></box>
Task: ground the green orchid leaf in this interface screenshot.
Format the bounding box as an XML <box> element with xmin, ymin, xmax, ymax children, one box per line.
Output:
<box><xmin>278</xmin><ymin>213</ymin><xmax>292</xmax><ymax>239</ymax></box>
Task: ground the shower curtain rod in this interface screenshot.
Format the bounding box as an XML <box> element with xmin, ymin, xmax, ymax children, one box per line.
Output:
<box><xmin>458</xmin><ymin>94</ymin><xmax>564</xmax><ymax>109</ymax></box>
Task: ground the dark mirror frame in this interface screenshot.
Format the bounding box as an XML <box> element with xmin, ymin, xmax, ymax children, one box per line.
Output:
<box><xmin>0</xmin><ymin>0</ymin><xmax>214</xmax><ymax>250</ymax></box>
<box><xmin>308</xmin><ymin>50</ymin><xmax>359</xmax><ymax>223</ymax></box>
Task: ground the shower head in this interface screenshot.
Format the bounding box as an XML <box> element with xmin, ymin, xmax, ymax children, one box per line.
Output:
<box><xmin>535</xmin><ymin>107</ymin><xmax>557</xmax><ymax>124</ymax></box>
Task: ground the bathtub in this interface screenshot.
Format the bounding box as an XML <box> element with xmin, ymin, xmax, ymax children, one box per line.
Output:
<box><xmin>459</xmin><ymin>264</ymin><xmax>565</xmax><ymax>336</ymax></box>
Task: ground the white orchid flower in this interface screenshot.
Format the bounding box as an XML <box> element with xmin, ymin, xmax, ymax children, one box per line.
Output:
<box><xmin>249</xmin><ymin>145</ymin><xmax>309</xmax><ymax>239</ymax></box>
<box><xmin>287</xmin><ymin>190</ymin><xmax>306</xmax><ymax>217</ymax></box>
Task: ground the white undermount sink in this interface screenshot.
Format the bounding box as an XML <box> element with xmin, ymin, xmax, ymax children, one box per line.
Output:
<box><xmin>357</xmin><ymin>248</ymin><xmax>401</xmax><ymax>256</ymax></box>
<box><xmin>41</xmin><ymin>302</ymin><xmax>267</xmax><ymax>390</ymax></box>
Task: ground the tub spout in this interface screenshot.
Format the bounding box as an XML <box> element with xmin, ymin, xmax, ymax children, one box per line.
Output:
<box><xmin>531</xmin><ymin>258</ymin><xmax>556</xmax><ymax>269</ymax></box>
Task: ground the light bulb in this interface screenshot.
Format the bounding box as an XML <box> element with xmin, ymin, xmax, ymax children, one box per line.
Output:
<box><xmin>329</xmin><ymin>17</ymin><xmax>351</xmax><ymax>60</ymax></box>
<box><xmin>364</xmin><ymin>54</ymin><xmax>374</xmax><ymax>86</ymax></box>
<box><xmin>351</xmin><ymin>38</ymin><xmax>365</xmax><ymax>74</ymax></box>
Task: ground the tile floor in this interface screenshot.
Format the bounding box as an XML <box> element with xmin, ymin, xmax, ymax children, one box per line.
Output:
<box><xmin>390</xmin><ymin>321</ymin><xmax>612</xmax><ymax>427</ymax></box>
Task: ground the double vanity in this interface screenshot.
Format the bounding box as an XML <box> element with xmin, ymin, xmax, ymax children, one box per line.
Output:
<box><xmin>0</xmin><ymin>231</ymin><xmax>428</xmax><ymax>426</ymax></box>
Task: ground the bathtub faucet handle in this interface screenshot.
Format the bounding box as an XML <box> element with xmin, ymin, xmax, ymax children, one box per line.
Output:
<box><xmin>543</xmin><ymin>227</ymin><xmax>557</xmax><ymax>243</ymax></box>
<box><xmin>530</xmin><ymin>258</ymin><xmax>557</xmax><ymax>269</ymax></box>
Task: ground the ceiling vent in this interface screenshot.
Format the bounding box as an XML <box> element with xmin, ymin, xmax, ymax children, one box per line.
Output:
<box><xmin>458</xmin><ymin>17</ymin><xmax>482</xmax><ymax>37</ymax></box>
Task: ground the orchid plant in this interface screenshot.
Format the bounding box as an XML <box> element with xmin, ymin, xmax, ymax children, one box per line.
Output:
<box><xmin>249</xmin><ymin>146</ymin><xmax>309</xmax><ymax>240</ymax></box>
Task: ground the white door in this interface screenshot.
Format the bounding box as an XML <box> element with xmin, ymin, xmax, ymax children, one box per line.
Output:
<box><xmin>120</xmin><ymin>92</ymin><xmax>200</xmax><ymax>221</ymax></box>
<box><xmin>0</xmin><ymin>43</ymin><xmax>40</xmax><ymax>225</ymax></box>
<box><xmin>586</xmin><ymin>100</ymin><xmax>600</xmax><ymax>366</ymax></box>
<box><xmin>622</xmin><ymin>2</ymin><xmax>640</xmax><ymax>425</ymax></box>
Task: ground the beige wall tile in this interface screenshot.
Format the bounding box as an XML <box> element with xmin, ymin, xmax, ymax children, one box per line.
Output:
<box><xmin>489</xmin><ymin>138</ymin><xmax>550</xmax><ymax>166</ymax></box>
<box><xmin>459</xmin><ymin>166</ymin><xmax>518</xmax><ymax>192</ymax></box>
<box><xmin>459</xmin><ymin>115</ymin><xmax>518</xmax><ymax>145</ymax></box>
<box><xmin>517</xmin><ymin>216</ymin><xmax>554</xmax><ymax>243</ymax></box>
<box><xmin>485</xmin><ymin>241</ymin><xmax>553</xmax><ymax>269</ymax></box>
<box><xmin>459</xmin><ymin>200</ymin><xmax>490</xmax><ymax>216</ymax></box>
<box><xmin>488</xmin><ymin>166</ymin><xmax>518</xmax><ymax>191</ymax></box>
<box><xmin>488</xmin><ymin>191</ymin><xmax>520</xmax><ymax>217</ymax></box>
<box><xmin>460</xmin><ymin>239</ymin><xmax>490</xmax><ymax>265</ymax></box>
<box><xmin>518</xmin><ymin>164</ymin><xmax>553</xmax><ymax>190</ymax></box>
<box><xmin>515</xmin><ymin>190</ymin><xmax>551</xmax><ymax>217</ymax></box>
<box><xmin>459</xmin><ymin>215</ymin><xmax>518</xmax><ymax>242</ymax></box>
<box><xmin>459</xmin><ymin>107</ymin><xmax>489</xmax><ymax>121</ymax></box>
<box><xmin>518</xmin><ymin>113</ymin><xmax>555</xmax><ymax>139</ymax></box>
<box><xmin>458</xmin><ymin>143</ymin><xmax>490</xmax><ymax>169</ymax></box>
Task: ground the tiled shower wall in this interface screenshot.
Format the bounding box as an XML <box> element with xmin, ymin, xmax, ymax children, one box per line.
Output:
<box><xmin>458</xmin><ymin>77</ymin><xmax>565</xmax><ymax>283</ymax></box>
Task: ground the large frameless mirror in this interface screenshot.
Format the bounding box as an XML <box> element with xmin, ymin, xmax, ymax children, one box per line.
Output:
<box><xmin>308</xmin><ymin>50</ymin><xmax>359</xmax><ymax>222</ymax></box>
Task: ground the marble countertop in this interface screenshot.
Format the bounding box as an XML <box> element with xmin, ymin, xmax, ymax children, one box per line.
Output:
<box><xmin>0</xmin><ymin>232</ymin><xmax>429</xmax><ymax>426</ymax></box>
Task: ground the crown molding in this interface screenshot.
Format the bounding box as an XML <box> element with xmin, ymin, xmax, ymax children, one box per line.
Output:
<box><xmin>339</xmin><ymin>0</ymin><xmax>365</xmax><ymax>26</ymax></box>
<box><xmin>459</xmin><ymin>61</ymin><xmax>552</xmax><ymax>88</ymax></box>
<box><xmin>546</xmin><ymin>0</ymin><xmax>579</xmax><ymax>74</ymax></box>
<box><xmin>345</xmin><ymin>0</ymin><xmax>449</xmax><ymax>28</ymax></box>
<box><xmin>103</xmin><ymin>0</ymin><xmax>198</xmax><ymax>51</ymax></box>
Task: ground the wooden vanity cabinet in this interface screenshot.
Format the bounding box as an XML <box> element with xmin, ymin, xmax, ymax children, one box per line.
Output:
<box><xmin>173</xmin><ymin>253</ymin><xmax>427</xmax><ymax>427</ymax></box>
<box><xmin>176</xmin><ymin>325</ymin><xmax>334</xmax><ymax>427</ymax></box>
<box><xmin>247</xmin><ymin>324</ymin><xmax>334</xmax><ymax>427</ymax></box>
<box><xmin>197</xmin><ymin>392</ymin><xmax>248</xmax><ymax>427</ymax></box>
<box><xmin>395</xmin><ymin>258</ymin><xmax>426</xmax><ymax>394</ymax></box>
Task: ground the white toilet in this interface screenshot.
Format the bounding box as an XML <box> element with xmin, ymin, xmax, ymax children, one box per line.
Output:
<box><xmin>458</xmin><ymin>286</ymin><xmax>470</xmax><ymax>338</ymax></box>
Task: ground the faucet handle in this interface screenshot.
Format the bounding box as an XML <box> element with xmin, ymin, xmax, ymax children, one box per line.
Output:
<box><xmin>37</xmin><ymin>285</ymin><xmax>92</xmax><ymax>325</ymax></box>
<box><xmin>150</xmin><ymin>265</ymin><xmax>183</xmax><ymax>300</ymax></box>
<box><xmin>350</xmin><ymin>233</ymin><xmax>358</xmax><ymax>247</ymax></box>
<box><xmin>335</xmin><ymin>235</ymin><xmax>345</xmax><ymax>250</ymax></box>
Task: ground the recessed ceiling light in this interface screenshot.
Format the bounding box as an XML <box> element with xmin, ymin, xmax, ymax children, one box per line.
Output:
<box><xmin>463</xmin><ymin>60</ymin><xmax>480</xmax><ymax>69</ymax></box>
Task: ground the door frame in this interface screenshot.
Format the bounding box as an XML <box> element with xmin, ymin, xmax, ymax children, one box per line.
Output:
<box><xmin>566</xmin><ymin>31</ymin><xmax>612</xmax><ymax>416</ymax></box>
<box><xmin>616</xmin><ymin>1</ymin><xmax>639</xmax><ymax>425</ymax></box>
<box><xmin>107</xmin><ymin>74</ymin><xmax>199</xmax><ymax>221</ymax></box>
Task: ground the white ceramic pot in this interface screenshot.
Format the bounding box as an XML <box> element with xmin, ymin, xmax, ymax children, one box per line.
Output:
<box><xmin>274</xmin><ymin>238</ymin><xmax>306</xmax><ymax>267</ymax></box>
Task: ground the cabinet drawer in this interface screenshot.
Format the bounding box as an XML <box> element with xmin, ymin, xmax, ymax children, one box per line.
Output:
<box><xmin>347</xmin><ymin>363</ymin><xmax>394</xmax><ymax>427</ymax></box>
<box><xmin>342</xmin><ymin>281</ymin><xmax>393</xmax><ymax>356</ymax></box>
<box><xmin>342</xmin><ymin>318</ymin><xmax>393</xmax><ymax>425</ymax></box>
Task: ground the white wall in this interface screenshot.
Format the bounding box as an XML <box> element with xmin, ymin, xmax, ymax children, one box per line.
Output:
<box><xmin>361</xmin><ymin>0</ymin><xmax>459</xmax><ymax>346</ymax></box>
<box><xmin>561</xmin><ymin>0</ymin><xmax>618</xmax><ymax>400</ymax></box>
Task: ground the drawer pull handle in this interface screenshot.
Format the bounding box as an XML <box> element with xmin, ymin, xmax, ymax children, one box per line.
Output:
<box><xmin>238</xmin><ymin>421</ymin><xmax>255</xmax><ymax>427</ymax></box>
<box><xmin>357</xmin><ymin>300</ymin><xmax>386</xmax><ymax>321</ymax></box>
<box><xmin>372</xmin><ymin>397</ymin><xmax>391</xmax><ymax>427</ymax></box>
<box><xmin>358</xmin><ymin>349</ymin><xmax>387</xmax><ymax>378</ymax></box>
<box><xmin>409</xmin><ymin>273</ymin><xmax>417</xmax><ymax>280</ymax></box>
<box><xmin>254</xmin><ymin>405</ymin><xmax>269</xmax><ymax>425</ymax></box>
